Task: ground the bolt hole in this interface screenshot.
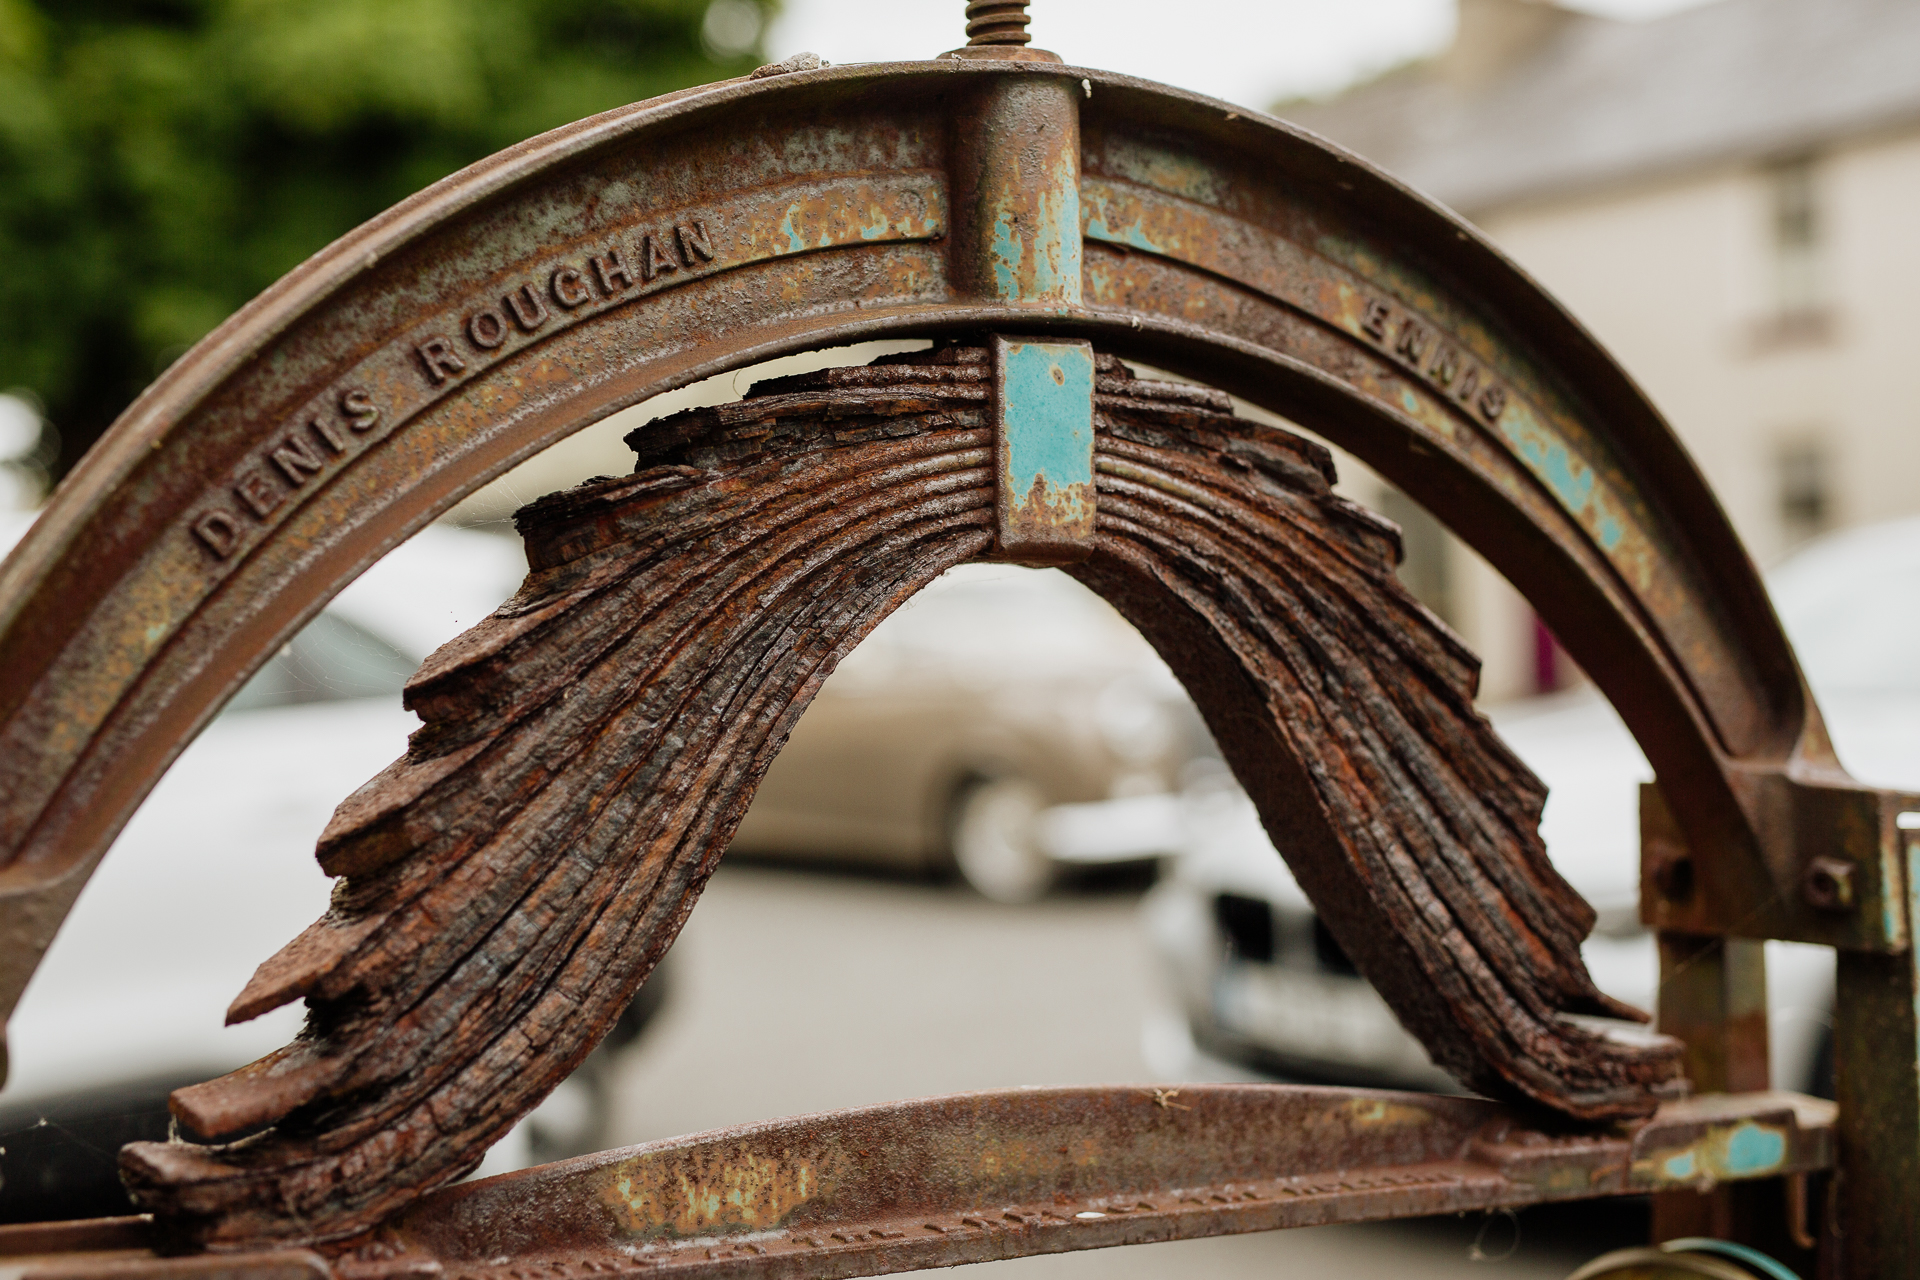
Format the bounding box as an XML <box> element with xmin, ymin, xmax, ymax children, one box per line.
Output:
<box><xmin>1654</xmin><ymin>854</ymin><xmax>1694</xmax><ymax>902</ymax></box>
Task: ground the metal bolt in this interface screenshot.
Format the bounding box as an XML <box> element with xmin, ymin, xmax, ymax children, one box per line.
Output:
<box><xmin>1803</xmin><ymin>856</ymin><xmax>1857</xmax><ymax>912</ymax></box>
<box><xmin>966</xmin><ymin>0</ymin><xmax>1031</xmax><ymax>46</ymax></box>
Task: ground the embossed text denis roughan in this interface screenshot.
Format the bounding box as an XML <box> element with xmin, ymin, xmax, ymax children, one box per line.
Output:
<box><xmin>414</xmin><ymin>218</ymin><xmax>717</xmax><ymax>387</ymax></box>
<box><xmin>190</xmin><ymin>388</ymin><xmax>383</xmax><ymax>559</ymax></box>
<box><xmin>1360</xmin><ymin>297</ymin><xmax>1508</xmax><ymax>424</ymax></box>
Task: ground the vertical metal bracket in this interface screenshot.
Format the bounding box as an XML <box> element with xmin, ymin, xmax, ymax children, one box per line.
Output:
<box><xmin>947</xmin><ymin>70</ymin><xmax>1082</xmax><ymax>309</ymax></box>
<box><xmin>990</xmin><ymin>335</ymin><xmax>1095</xmax><ymax>564</ymax></box>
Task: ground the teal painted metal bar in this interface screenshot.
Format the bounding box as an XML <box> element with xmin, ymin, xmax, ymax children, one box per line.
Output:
<box><xmin>991</xmin><ymin>336</ymin><xmax>1095</xmax><ymax>564</ymax></box>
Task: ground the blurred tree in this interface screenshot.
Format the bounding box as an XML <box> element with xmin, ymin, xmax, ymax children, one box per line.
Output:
<box><xmin>0</xmin><ymin>0</ymin><xmax>774</xmax><ymax>480</ymax></box>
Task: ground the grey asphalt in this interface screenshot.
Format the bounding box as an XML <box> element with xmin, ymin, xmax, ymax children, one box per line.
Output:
<box><xmin>606</xmin><ymin>863</ymin><xmax>1645</xmax><ymax>1278</ymax></box>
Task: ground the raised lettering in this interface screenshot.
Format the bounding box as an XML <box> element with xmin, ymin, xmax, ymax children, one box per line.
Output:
<box><xmin>1478</xmin><ymin>384</ymin><xmax>1507</xmax><ymax>422</ymax></box>
<box><xmin>591</xmin><ymin>246</ymin><xmax>635</xmax><ymax>294</ymax></box>
<box><xmin>1394</xmin><ymin>320</ymin><xmax>1428</xmax><ymax>365</ymax></box>
<box><xmin>676</xmin><ymin>221</ymin><xmax>715</xmax><ymax>264</ymax></box>
<box><xmin>551</xmin><ymin>267</ymin><xmax>591</xmax><ymax>309</ymax></box>
<box><xmin>192</xmin><ymin>510</ymin><xmax>241</xmax><ymax>559</ymax></box>
<box><xmin>270</xmin><ymin>433</ymin><xmax>326</xmax><ymax>486</ymax></box>
<box><xmin>504</xmin><ymin>284</ymin><xmax>548</xmax><ymax>332</ymax></box>
<box><xmin>416</xmin><ymin>337</ymin><xmax>466</xmax><ymax>385</ymax></box>
<box><xmin>341</xmin><ymin>388</ymin><xmax>381</xmax><ymax>430</ymax></box>
<box><xmin>1429</xmin><ymin>346</ymin><xmax>1460</xmax><ymax>388</ymax></box>
<box><xmin>467</xmin><ymin>308</ymin><xmax>508</xmax><ymax>350</ymax></box>
<box><xmin>234</xmin><ymin>470</ymin><xmax>283</xmax><ymax>519</ymax></box>
<box><xmin>1361</xmin><ymin>299</ymin><xmax>1391</xmax><ymax>340</ymax></box>
<box><xmin>310</xmin><ymin>416</ymin><xmax>348</xmax><ymax>454</ymax></box>
<box><xmin>1455</xmin><ymin>367</ymin><xmax>1481</xmax><ymax>403</ymax></box>
<box><xmin>642</xmin><ymin>233</ymin><xmax>678</xmax><ymax>282</ymax></box>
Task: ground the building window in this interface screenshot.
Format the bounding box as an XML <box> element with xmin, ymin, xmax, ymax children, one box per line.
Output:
<box><xmin>1772</xmin><ymin>156</ymin><xmax>1820</xmax><ymax>309</ymax></box>
<box><xmin>1776</xmin><ymin>436</ymin><xmax>1831</xmax><ymax>550</ymax></box>
<box><xmin>1752</xmin><ymin>156</ymin><xmax>1831</xmax><ymax>348</ymax></box>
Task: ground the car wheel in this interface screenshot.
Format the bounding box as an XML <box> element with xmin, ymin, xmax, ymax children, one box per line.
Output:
<box><xmin>526</xmin><ymin>1046</ymin><xmax>618</xmax><ymax>1163</ymax></box>
<box><xmin>951</xmin><ymin>776</ymin><xmax>1053</xmax><ymax>904</ymax></box>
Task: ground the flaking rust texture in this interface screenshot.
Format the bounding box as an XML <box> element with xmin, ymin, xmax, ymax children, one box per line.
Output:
<box><xmin>121</xmin><ymin>345</ymin><xmax>1682</xmax><ymax>1252</ymax></box>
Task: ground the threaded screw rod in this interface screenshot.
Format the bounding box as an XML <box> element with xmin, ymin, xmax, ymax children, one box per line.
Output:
<box><xmin>965</xmin><ymin>1</ymin><xmax>1031</xmax><ymax>46</ymax></box>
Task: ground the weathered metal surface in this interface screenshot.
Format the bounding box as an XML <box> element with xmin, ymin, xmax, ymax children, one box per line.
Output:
<box><xmin>0</xmin><ymin>56</ymin><xmax>1892</xmax><ymax>1050</ymax></box>
<box><xmin>9</xmin><ymin>1087</ymin><xmax>1836</xmax><ymax>1280</ymax></box>
<box><xmin>1639</xmin><ymin>771</ymin><xmax>1916</xmax><ymax>951</ymax></box>
<box><xmin>0</xmin><ymin>1218</ymin><xmax>328</xmax><ymax>1280</ymax></box>
<box><xmin>1825</xmin><ymin>811</ymin><xmax>1920</xmax><ymax>1276</ymax></box>
<box><xmin>0</xmin><ymin>24</ymin><xmax>1907</xmax><ymax>1273</ymax></box>
<box><xmin>949</xmin><ymin>76</ymin><xmax>1080</xmax><ymax>304</ymax></box>
<box><xmin>373</xmin><ymin>1087</ymin><xmax>1829</xmax><ymax>1280</ymax></box>
<box><xmin>118</xmin><ymin>351</ymin><xmax>1679</xmax><ymax>1249</ymax></box>
<box><xmin>989</xmin><ymin>336</ymin><xmax>1094</xmax><ymax>561</ymax></box>
<box><xmin>1647</xmin><ymin>932</ymin><xmax>1807</xmax><ymax>1268</ymax></box>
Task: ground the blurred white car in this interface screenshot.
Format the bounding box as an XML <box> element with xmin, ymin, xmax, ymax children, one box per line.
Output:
<box><xmin>0</xmin><ymin>515</ymin><xmax>667</xmax><ymax>1222</ymax></box>
<box><xmin>730</xmin><ymin>563</ymin><xmax>1206</xmax><ymax>902</ymax></box>
<box><xmin>1145</xmin><ymin>516</ymin><xmax>1920</xmax><ymax>1097</ymax></box>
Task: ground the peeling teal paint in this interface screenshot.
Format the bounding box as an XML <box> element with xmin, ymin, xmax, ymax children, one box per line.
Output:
<box><xmin>1721</xmin><ymin>1123</ymin><xmax>1785</xmax><ymax>1176</ymax></box>
<box><xmin>857</xmin><ymin>205</ymin><xmax>891</xmax><ymax>240</ymax></box>
<box><xmin>1001</xmin><ymin>342</ymin><xmax>1094</xmax><ymax>504</ymax></box>
<box><xmin>1083</xmin><ymin>176</ymin><xmax>1658</xmax><ymax>582</ymax></box>
<box><xmin>1498</xmin><ymin>410</ymin><xmax>1637</xmax><ymax>559</ymax></box>
<box><xmin>1662</xmin><ymin>1151</ymin><xmax>1697</xmax><ymax>1181</ymax></box>
<box><xmin>1084</xmin><ymin>203</ymin><xmax>1165</xmax><ymax>256</ymax></box>
<box><xmin>777</xmin><ymin>205</ymin><xmax>805</xmax><ymax>255</ymax></box>
<box><xmin>989</xmin><ymin>205</ymin><xmax>1024</xmax><ymax>300</ymax></box>
<box><xmin>991</xmin><ymin>152</ymin><xmax>1081</xmax><ymax>305</ymax></box>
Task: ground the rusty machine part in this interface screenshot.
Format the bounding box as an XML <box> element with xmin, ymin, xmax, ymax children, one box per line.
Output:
<box><xmin>3</xmin><ymin>1086</ymin><xmax>1830</xmax><ymax>1280</ymax></box>
<box><xmin>0</xmin><ymin>0</ymin><xmax>1913</xmax><ymax>1272</ymax></box>
<box><xmin>119</xmin><ymin>350</ymin><xmax>1680</xmax><ymax>1249</ymax></box>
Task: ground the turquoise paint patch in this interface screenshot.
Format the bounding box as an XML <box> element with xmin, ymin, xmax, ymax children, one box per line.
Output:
<box><xmin>1498</xmin><ymin>413</ymin><xmax>1642</xmax><ymax>557</ymax></box>
<box><xmin>1001</xmin><ymin>342</ymin><xmax>1094</xmax><ymax>505</ymax></box>
<box><xmin>1083</xmin><ymin>205</ymin><xmax>1165</xmax><ymax>256</ymax></box>
<box><xmin>1721</xmin><ymin>1123</ymin><xmax>1785</xmax><ymax>1176</ymax></box>
<box><xmin>990</xmin><ymin>206</ymin><xmax>1024</xmax><ymax>300</ymax></box>
<box><xmin>1039</xmin><ymin>154</ymin><xmax>1082</xmax><ymax>304</ymax></box>
<box><xmin>1537</xmin><ymin>442</ymin><xmax>1596</xmax><ymax>511</ymax></box>
<box><xmin>1662</xmin><ymin>1151</ymin><xmax>1697</xmax><ymax>1181</ymax></box>
<box><xmin>992</xmin><ymin>157</ymin><xmax>1082</xmax><ymax>305</ymax></box>
<box><xmin>777</xmin><ymin>204</ymin><xmax>805</xmax><ymax>255</ymax></box>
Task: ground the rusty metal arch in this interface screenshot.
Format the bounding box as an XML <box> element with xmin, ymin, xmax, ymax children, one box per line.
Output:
<box><xmin>0</xmin><ymin>49</ymin><xmax>1911</xmax><ymax>1272</ymax></box>
<box><xmin>111</xmin><ymin>349</ymin><xmax>1684</xmax><ymax>1247</ymax></box>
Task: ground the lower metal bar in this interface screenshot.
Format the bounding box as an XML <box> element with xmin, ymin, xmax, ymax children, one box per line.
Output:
<box><xmin>1</xmin><ymin>1084</ymin><xmax>1834</xmax><ymax>1280</ymax></box>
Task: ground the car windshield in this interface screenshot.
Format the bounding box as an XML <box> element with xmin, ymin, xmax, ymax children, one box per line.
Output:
<box><xmin>829</xmin><ymin>563</ymin><xmax>1165</xmax><ymax>687</ymax></box>
<box><xmin>221</xmin><ymin>612</ymin><xmax>417</xmax><ymax>715</ymax></box>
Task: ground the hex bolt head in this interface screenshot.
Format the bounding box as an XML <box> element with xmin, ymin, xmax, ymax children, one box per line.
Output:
<box><xmin>1803</xmin><ymin>857</ymin><xmax>1857</xmax><ymax>912</ymax></box>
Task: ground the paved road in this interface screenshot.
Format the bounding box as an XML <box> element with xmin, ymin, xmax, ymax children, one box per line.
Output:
<box><xmin>606</xmin><ymin>863</ymin><xmax>1643</xmax><ymax>1278</ymax></box>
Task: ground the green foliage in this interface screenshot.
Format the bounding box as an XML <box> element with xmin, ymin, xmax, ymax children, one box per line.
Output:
<box><xmin>0</xmin><ymin>0</ymin><xmax>774</xmax><ymax>475</ymax></box>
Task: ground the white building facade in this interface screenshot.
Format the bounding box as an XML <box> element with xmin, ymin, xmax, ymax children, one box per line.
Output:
<box><xmin>1286</xmin><ymin>0</ymin><xmax>1920</xmax><ymax>700</ymax></box>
